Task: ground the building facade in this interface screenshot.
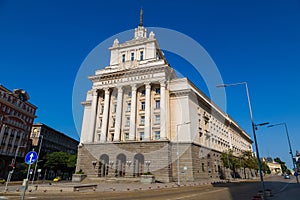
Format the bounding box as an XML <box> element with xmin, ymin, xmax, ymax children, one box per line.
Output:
<box><xmin>30</xmin><ymin>123</ymin><xmax>79</xmax><ymax>155</ymax></box>
<box><xmin>76</xmin><ymin>14</ymin><xmax>253</xmax><ymax>182</ymax></box>
<box><xmin>0</xmin><ymin>85</ymin><xmax>37</xmax><ymax>179</ymax></box>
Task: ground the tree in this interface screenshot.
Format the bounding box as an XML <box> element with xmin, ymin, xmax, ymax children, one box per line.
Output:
<box><xmin>44</xmin><ymin>152</ymin><xmax>76</xmax><ymax>179</ymax></box>
<box><xmin>221</xmin><ymin>150</ymin><xmax>241</xmax><ymax>179</ymax></box>
<box><xmin>261</xmin><ymin>160</ymin><xmax>271</xmax><ymax>174</ymax></box>
<box><xmin>274</xmin><ymin>157</ymin><xmax>288</xmax><ymax>174</ymax></box>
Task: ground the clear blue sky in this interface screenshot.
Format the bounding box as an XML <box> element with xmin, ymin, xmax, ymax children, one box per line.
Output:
<box><xmin>1</xmin><ymin>0</ymin><xmax>299</xmax><ymax>168</ymax></box>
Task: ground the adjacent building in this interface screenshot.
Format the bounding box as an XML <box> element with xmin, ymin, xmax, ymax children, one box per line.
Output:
<box><xmin>264</xmin><ymin>157</ymin><xmax>282</xmax><ymax>175</ymax></box>
<box><xmin>30</xmin><ymin>123</ymin><xmax>79</xmax><ymax>155</ymax></box>
<box><xmin>0</xmin><ymin>85</ymin><xmax>37</xmax><ymax>178</ymax></box>
<box><xmin>76</xmin><ymin>11</ymin><xmax>253</xmax><ymax>182</ymax></box>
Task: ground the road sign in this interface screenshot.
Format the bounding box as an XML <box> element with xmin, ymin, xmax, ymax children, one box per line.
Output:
<box><xmin>294</xmin><ymin>172</ymin><xmax>298</xmax><ymax>177</ymax></box>
<box><xmin>25</xmin><ymin>151</ymin><xmax>38</xmax><ymax>165</ymax></box>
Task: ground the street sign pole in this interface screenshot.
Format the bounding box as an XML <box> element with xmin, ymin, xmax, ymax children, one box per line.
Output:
<box><xmin>22</xmin><ymin>150</ymin><xmax>37</xmax><ymax>200</ymax></box>
<box><xmin>22</xmin><ymin>164</ymin><xmax>31</xmax><ymax>200</ymax></box>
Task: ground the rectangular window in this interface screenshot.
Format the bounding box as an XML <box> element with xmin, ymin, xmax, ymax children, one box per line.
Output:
<box><xmin>140</xmin><ymin>51</ymin><xmax>144</xmax><ymax>60</ymax></box>
<box><xmin>140</xmin><ymin>116</ymin><xmax>145</xmax><ymax>125</ymax></box>
<box><xmin>122</xmin><ymin>54</ymin><xmax>125</xmax><ymax>62</ymax></box>
<box><xmin>141</xmin><ymin>90</ymin><xmax>146</xmax><ymax>96</ymax></box>
<box><xmin>112</xmin><ymin>118</ymin><xmax>116</xmax><ymax>127</ymax></box>
<box><xmin>101</xmin><ymin>105</ymin><xmax>104</xmax><ymax>114</ymax></box>
<box><xmin>113</xmin><ymin>104</ymin><xmax>117</xmax><ymax>113</ymax></box>
<box><xmin>155</xmin><ymin>88</ymin><xmax>160</xmax><ymax>94</ymax></box>
<box><xmin>141</xmin><ymin>102</ymin><xmax>145</xmax><ymax>110</ymax></box>
<box><xmin>140</xmin><ymin>132</ymin><xmax>144</xmax><ymax>141</ymax></box>
<box><xmin>127</xmin><ymin>103</ymin><xmax>131</xmax><ymax>112</ymax></box>
<box><xmin>126</xmin><ymin>117</ymin><xmax>130</xmax><ymax>126</ymax></box>
<box><xmin>125</xmin><ymin>133</ymin><xmax>129</xmax><ymax>141</ymax></box>
<box><xmin>155</xmin><ymin>100</ymin><xmax>160</xmax><ymax>109</ymax></box>
<box><xmin>131</xmin><ymin>52</ymin><xmax>134</xmax><ymax>61</ymax></box>
<box><xmin>155</xmin><ymin>115</ymin><xmax>160</xmax><ymax>124</ymax></box>
<box><xmin>155</xmin><ymin>131</ymin><xmax>160</xmax><ymax>140</ymax></box>
<box><xmin>128</xmin><ymin>91</ymin><xmax>132</xmax><ymax>97</ymax></box>
<box><xmin>202</xmin><ymin>163</ymin><xmax>205</xmax><ymax>172</ymax></box>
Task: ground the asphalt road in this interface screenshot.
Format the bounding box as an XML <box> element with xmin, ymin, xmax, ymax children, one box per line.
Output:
<box><xmin>1</xmin><ymin>175</ymin><xmax>299</xmax><ymax>200</ymax></box>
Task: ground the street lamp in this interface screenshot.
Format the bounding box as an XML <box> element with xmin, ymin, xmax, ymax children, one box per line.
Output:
<box><xmin>5</xmin><ymin>145</ymin><xmax>26</xmax><ymax>191</ymax></box>
<box><xmin>268</xmin><ymin>123</ymin><xmax>299</xmax><ymax>183</ymax></box>
<box><xmin>176</xmin><ymin>121</ymin><xmax>191</xmax><ymax>186</ymax></box>
<box><xmin>217</xmin><ymin>82</ymin><xmax>266</xmax><ymax>197</ymax></box>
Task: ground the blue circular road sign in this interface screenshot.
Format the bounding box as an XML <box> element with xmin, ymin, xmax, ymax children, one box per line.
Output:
<box><xmin>25</xmin><ymin>151</ymin><xmax>38</xmax><ymax>165</ymax></box>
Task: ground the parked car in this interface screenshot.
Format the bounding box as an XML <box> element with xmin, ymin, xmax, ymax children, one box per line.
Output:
<box><xmin>53</xmin><ymin>176</ymin><xmax>61</xmax><ymax>182</ymax></box>
<box><xmin>284</xmin><ymin>174</ymin><xmax>290</xmax><ymax>179</ymax></box>
<box><xmin>0</xmin><ymin>178</ymin><xmax>5</xmax><ymax>184</ymax></box>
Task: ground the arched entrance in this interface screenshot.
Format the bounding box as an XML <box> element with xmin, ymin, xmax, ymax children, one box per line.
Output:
<box><xmin>116</xmin><ymin>154</ymin><xmax>126</xmax><ymax>177</ymax></box>
<box><xmin>98</xmin><ymin>154</ymin><xmax>109</xmax><ymax>177</ymax></box>
<box><xmin>133</xmin><ymin>153</ymin><xmax>144</xmax><ymax>177</ymax></box>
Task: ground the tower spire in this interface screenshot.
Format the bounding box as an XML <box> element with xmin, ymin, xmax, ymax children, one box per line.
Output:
<box><xmin>139</xmin><ymin>8</ymin><xmax>143</xmax><ymax>26</ymax></box>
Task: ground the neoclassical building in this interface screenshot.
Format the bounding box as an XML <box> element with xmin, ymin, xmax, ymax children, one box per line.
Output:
<box><xmin>76</xmin><ymin>13</ymin><xmax>253</xmax><ymax>183</ymax></box>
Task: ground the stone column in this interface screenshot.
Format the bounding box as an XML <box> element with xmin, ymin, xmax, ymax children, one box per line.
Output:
<box><xmin>160</xmin><ymin>81</ymin><xmax>166</xmax><ymax>139</ymax></box>
<box><xmin>144</xmin><ymin>83</ymin><xmax>151</xmax><ymax>140</ymax></box>
<box><xmin>114</xmin><ymin>86</ymin><xmax>123</xmax><ymax>141</ymax></box>
<box><xmin>129</xmin><ymin>85</ymin><xmax>137</xmax><ymax>140</ymax></box>
<box><xmin>100</xmin><ymin>88</ymin><xmax>110</xmax><ymax>142</ymax></box>
<box><xmin>89</xmin><ymin>90</ymin><xmax>98</xmax><ymax>142</ymax></box>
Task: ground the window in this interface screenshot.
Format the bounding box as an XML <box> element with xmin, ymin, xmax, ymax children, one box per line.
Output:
<box><xmin>128</xmin><ymin>91</ymin><xmax>132</xmax><ymax>97</ymax></box>
<box><xmin>126</xmin><ymin>117</ymin><xmax>130</xmax><ymax>126</ymax></box>
<box><xmin>155</xmin><ymin>100</ymin><xmax>160</xmax><ymax>109</ymax></box>
<box><xmin>101</xmin><ymin>105</ymin><xmax>104</xmax><ymax>114</ymax></box>
<box><xmin>140</xmin><ymin>132</ymin><xmax>144</xmax><ymax>141</ymax></box>
<box><xmin>113</xmin><ymin>104</ymin><xmax>117</xmax><ymax>113</ymax></box>
<box><xmin>131</xmin><ymin>52</ymin><xmax>134</xmax><ymax>61</ymax></box>
<box><xmin>122</xmin><ymin>54</ymin><xmax>125</xmax><ymax>62</ymax></box>
<box><xmin>155</xmin><ymin>131</ymin><xmax>160</xmax><ymax>140</ymax></box>
<box><xmin>155</xmin><ymin>88</ymin><xmax>160</xmax><ymax>94</ymax></box>
<box><xmin>112</xmin><ymin>118</ymin><xmax>116</xmax><ymax>127</ymax></box>
<box><xmin>140</xmin><ymin>116</ymin><xmax>145</xmax><ymax>125</ymax></box>
<box><xmin>202</xmin><ymin>163</ymin><xmax>205</xmax><ymax>172</ymax></box>
<box><xmin>141</xmin><ymin>102</ymin><xmax>145</xmax><ymax>110</ymax></box>
<box><xmin>127</xmin><ymin>103</ymin><xmax>131</xmax><ymax>112</ymax></box>
<box><xmin>125</xmin><ymin>133</ymin><xmax>129</xmax><ymax>141</ymax></box>
<box><xmin>155</xmin><ymin>115</ymin><xmax>160</xmax><ymax>124</ymax></box>
<box><xmin>141</xmin><ymin>90</ymin><xmax>145</xmax><ymax>96</ymax></box>
<box><xmin>140</xmin><ymin>51</ymin><xmax>144</xmax><ymax>60</ymax></box>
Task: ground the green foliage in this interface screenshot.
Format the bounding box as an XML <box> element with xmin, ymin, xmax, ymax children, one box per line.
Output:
<box><xmin>240</xmin><ymin>151</ymin><xmax>258</xmax><ymax>170</ymax></box>
<box><xmin>261</xmin><ymin>161</ymin><xmax>271</xmax><ymax>174</ymax></box>
<box><xmin>44</xmin><ymin>152</ymin><xmax>77</xmax><ymax>173</ymax></box>
<box><xmin>274</xmin><ymin>157</ymin><xmax>288</xmax><ymax>173</ymax></box>
<box><xmin>221</xmin><ymin>150</ymin><xmax>241</xmax><ymax>171</ymax></box>
<box><xmin>143</xmin><ymin>172</ymin><xmax>154</xmax><ymax>175</ymax></box>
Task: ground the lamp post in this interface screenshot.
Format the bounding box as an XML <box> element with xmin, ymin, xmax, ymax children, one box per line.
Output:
<box><xmin>268</xmin><ymin>123</ymin><xmax>299</xmax><ymax>184</ymax></box>
<box><xmin>176</xmin><ymin>121</ymin><xmax>191</xmax><ymax>186</ymax></box>
<box><xmin>5</xmin><ymin>145</ymin><xmax>26</xmax><ymax>191</ymax></box>
<box><xmin>217</xmin><ymin>82</ymin><xmax>266</xmax><ymax>197</ymax></box>
<box><xmin>31</xmin><ymin>135</ymin><xmax>43</xmax><ymax>185</ymax></box>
